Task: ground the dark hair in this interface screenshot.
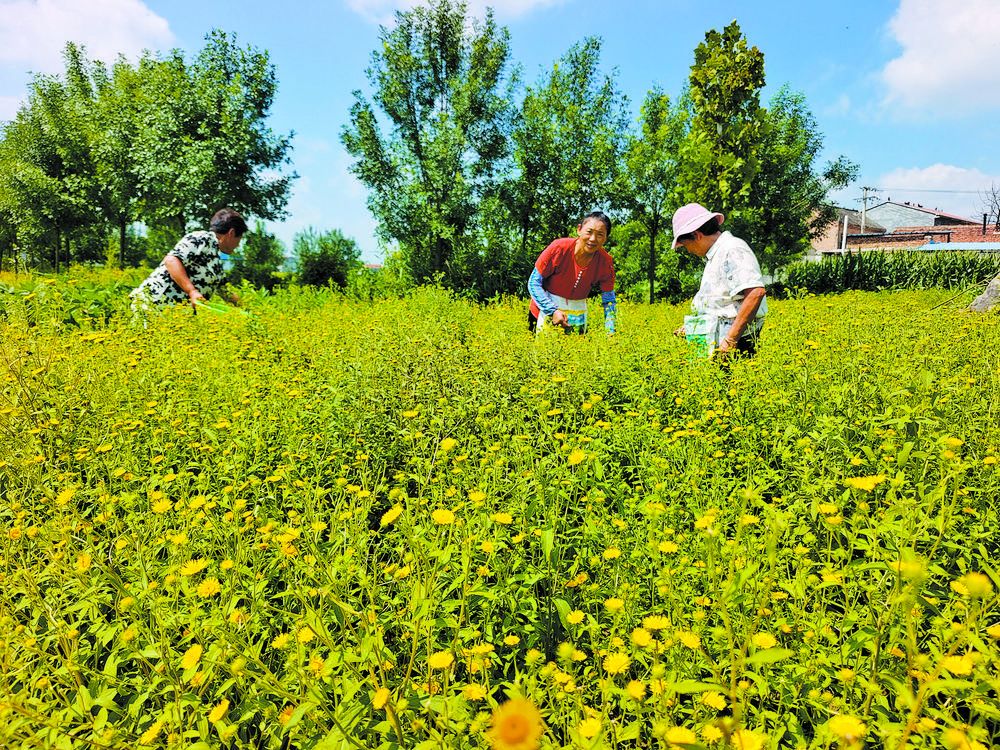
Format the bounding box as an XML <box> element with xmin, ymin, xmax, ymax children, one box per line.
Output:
<box><xmin>696</xmin><ymin>217</ymin><xmax>721</xmax><ymax>236</ymax></box>
<box><xmin>210</xmin><ymin>208</ymin><xmax>249</xmax><ymax>236</ymax></box>
<box><xmin>580</xmin><ymin>210</ymin><xmax>612</xmax><ymax>235</ymax></box>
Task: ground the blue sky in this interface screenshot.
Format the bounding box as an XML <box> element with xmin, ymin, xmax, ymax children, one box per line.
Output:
<box><xmin>2</xmin><ymin>0</ymin><xmax>998</xmax><ymax>262</ymax></box>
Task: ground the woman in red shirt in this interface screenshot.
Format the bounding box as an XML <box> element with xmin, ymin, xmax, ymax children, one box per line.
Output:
<box><xmin>527</xmin><ymin>211</ymin><xmax>617</xmax><ymax>334</ymax></box>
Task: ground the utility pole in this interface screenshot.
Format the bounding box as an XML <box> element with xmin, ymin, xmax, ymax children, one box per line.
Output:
<box><xmin>857</xmin><ymin>186</ymin><xmax>880</xmax><ymax>234</ymax></box>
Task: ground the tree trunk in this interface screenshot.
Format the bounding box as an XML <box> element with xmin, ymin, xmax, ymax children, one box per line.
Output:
<box><xmin>647</xmin><ymin>228</ymin><xmax>657</xmax><ymax>305</ymax></box>
<box><xmin>120</xmin><ymin>220</ymin><xmax>128</xmax><ymax>270</ymax></box>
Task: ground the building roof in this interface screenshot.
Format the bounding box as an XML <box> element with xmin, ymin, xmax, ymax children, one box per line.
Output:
<box><xmin>870</xmin><ymin>200</ymin><xmax>978</xmax><ymax>225</ymax></box>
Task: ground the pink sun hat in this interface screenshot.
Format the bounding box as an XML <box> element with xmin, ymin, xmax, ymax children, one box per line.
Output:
<box><xmin>671</xmin><ymin>203</ymin><xmax>725</xmax><ymax>248</ymax></box>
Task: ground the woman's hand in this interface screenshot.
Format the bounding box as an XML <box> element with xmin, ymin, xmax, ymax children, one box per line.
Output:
<box><xmin>551</xmin><ymin>309</ymin><xmax>569</xmax><ymax>328</ymax></box>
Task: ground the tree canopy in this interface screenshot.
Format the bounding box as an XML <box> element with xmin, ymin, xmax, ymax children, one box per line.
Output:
<box><xmin>0</xmin><ymin>32</ymin><xmax>295</xmax><ymax>271</ymax></box>
<box><xmin>0</xmin><ymin>13</ymin><xmax>858</xmax><ymax>299</ymax></box>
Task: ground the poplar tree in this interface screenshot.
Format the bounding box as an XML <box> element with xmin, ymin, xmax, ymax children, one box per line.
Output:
<box><xmin>341</xmin><ymin>0</ymin><xmax>515</xmax><ymax>283</ymax></box>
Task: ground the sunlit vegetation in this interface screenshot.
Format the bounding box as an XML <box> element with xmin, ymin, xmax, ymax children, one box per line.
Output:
<box><xmin>2</xmin><ymin>271</ymin><xmax>998</xmax><ymax>749</ymax></box>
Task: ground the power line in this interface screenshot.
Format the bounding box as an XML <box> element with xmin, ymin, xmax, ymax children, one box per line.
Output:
<box><xmin>878</xmin><ymin>187</ymin><xmax>983</xmax><ymax>194</ymax></box>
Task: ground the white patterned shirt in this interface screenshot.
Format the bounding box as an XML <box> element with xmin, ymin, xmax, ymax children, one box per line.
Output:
<box><xmin>130</xmin><ymin>231</ymin><xmax>227</xmax><ymax>304</ymax></box>
<box><xmin>692</xmin><ymin>231</ymin><xmax>768</xmax><ymax>324</ymax></box>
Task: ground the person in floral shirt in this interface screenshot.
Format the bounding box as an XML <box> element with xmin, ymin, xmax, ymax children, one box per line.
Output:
<box><xmin>130</xmin><ymin>208</ymin><xmax>247</xmax><ymax>310</ymax></box>
<box><xmin>672</xmin><ymin>203</ymin><xmax>767</xmax><ymax>360</ymax></box>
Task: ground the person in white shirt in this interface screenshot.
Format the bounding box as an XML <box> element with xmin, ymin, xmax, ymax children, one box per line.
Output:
<box><xmin>671</xmin><ymin>203</ymin><xmax>767</xmax><ymax>360</ymax></box>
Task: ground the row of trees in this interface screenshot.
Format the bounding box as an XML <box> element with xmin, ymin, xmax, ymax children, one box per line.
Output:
<box><xmin>343</xmin><ymin>1</ymin><xmax>859</xmax><ymax>301</ymax></box>
<box><xmin>1</xmin><ymin>1</ymin><xmax>859</xmax><ymax>302</ymax></box>
<box><xmin>0</xmin><ymin>31</ymin><xmax>295</xmax><ymax>273</ymax></box>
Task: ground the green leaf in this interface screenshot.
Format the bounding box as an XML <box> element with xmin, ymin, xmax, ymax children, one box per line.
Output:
<box><xmin>745</xmin><ymin>648</ymin><xmax>794</xmax><ymax>665</ymax></box>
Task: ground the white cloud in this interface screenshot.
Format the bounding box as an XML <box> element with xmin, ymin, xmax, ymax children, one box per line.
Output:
<box><xmin>346</xmin><ymin>0</ymin><xmax>563</xmax><ymax>24</ymax></box>
<box><xmin>875</xmin><ymin>164</ymin><xmax>1000</xmax><ymax>218</ymax></box>
<box><xmin>0</xmin><ymin>0</ymin><xmax>173</xmax><ymax>73</ymax></box>
<box><xmin>881</xmin><ymin>0</ymin><xmax>1000</xmax><ymax>115</ymax></box>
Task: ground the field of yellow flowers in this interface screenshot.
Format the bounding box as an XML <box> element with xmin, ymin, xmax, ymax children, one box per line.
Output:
<box><xmin>2</xmin><ymin>274</ymin><xmax>999</xmax><ymax>750</ymax></box>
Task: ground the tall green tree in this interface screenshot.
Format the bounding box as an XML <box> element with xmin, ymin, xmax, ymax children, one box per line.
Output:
<box><xmin>677</xmin><ymin>21</ymin><xmax>766</xmax><ymax>228</ymax></box>
<box><xmin>0</xmin><ymin>33</ymin><xmax>296</xmax><ymax>270</ymax></box>
<box><xmin>294</xmin><ymin>227</ymin><xmax>362</xmax><ymax>288</ymax></box>
<box><xmin>619</xmin><ymin>86</ymin><xmax>685</xmax><ymax>303</ymax></box>
<box><xmin>133</xmin><ymin>31</ymin><xmax>296</xmax><ymax>234</ymax></box>
<box><xmin>0</xmin><ymin>60</ymin><xmax>101</xmax><ymax>270</ymax></box>
<box><xmin>748</xmin><ymin>86</ymin><xmax>858</xmax><ymax>273</ymax></box>
<box><xmin>341</xmin><ymin>0</ymin><xmax>516</xmax><ymax>284</ymax></box>
<box><xmin>228</xmin><ymin>221</ymin><xmax>286</xmax><ymax>290</ymax></box>
<box><xmin>507</xmin><ymin>38</ymin><xmax>630</xmax><ymax>260</ymax></box>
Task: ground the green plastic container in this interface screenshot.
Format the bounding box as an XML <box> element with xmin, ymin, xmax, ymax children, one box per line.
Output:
<box><xmin>193</xmin><ymin>299</ymin><xmax>249</xmax><ymax>317</ymax></box>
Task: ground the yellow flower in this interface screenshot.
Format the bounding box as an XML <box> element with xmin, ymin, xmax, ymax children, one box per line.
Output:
<box><xmin>481</xmin><ymin>541</ymin><xmax>496</xmax><ymax>554</ymax></box>
<box><xmin>837</xmin><ymin>667</ymin><xmax>855</xmax><ymax>682</ymax></box>
<box><xmin>432</xmin><ymin>508</ymin><xmax>455</xmax><ymax>525</ymax></box>
<box><xmin>271</xmin><ymin>633</ymin><xmax>290</xmax><ymax>649</ymax></box>
<box><xmin>381</xmin><ymin>506</ymin><xmax>403</xmax><ymax>526</ymax></box>
<box><xmin>828</xmin><ymin>714</ymin><xmax>866</xmax><ymax>741</ymax></box>
<box><xmin>959</xmin><ymin>572</ymin><xmax>993</xmax><ymax>598</ymax></box>
<box><xmin>942</xmin><ymin>728</ymin><xmax>988</xmax><ymax>750</ymax></box>
<box><xmin>309</xmin><ymin>656</ymin><xmax>324</xmax><ymax>675</ymax></box>
<box><xmin>566</xmin><ymin>610</ymin><xmax>585</xmax><ymax>625</ymax></box>
<box><xmin>464</xmin><ymin>683</ymin><xmax>487</xmax><ymax>700</ymax></box>
<box><xmin>845</xmin><ymin>474</ymin><xmax>886</xmax><ymax>492</ymax></box>
<box><xmin>603</xmin><ymin>547</ymin><xmax>621</xmax><ymax>560</ymax></box>
<box><xmin>940</xmin><ymin>654</ymin><xmax>974</xmax><ymax>675</ymax></box>
<box><xmin>152</xmin><ymin>499</ymin><xmax>172</xmax><ymax>514</ymax></box>
<box><xmin>658</xmin><ymin>540</ymin><xmax>679</xmax><ymax>554</ymax></box>
<box><xmin>180</xmin><ymin>558</ymin><xmax>209</xmax><ymax>576</ymax></box>
<box><xmin>604</xmin><ymin>597</ymin><xmax>624</xmax><ymax>612</ymax></box>
<box><xmin>751</xmin><ymin>632</ymin><xmax>777</xmax><ymax>649</ymax></box>
<box><xmin>428</xmin><ymin>651</ymin><xmax>454</xmax><ymax>670</ymax></box>
<box><xmin>986</xmin><ymin>623</ymin><xmax>1000</xmax><ymax>639</ymax></box>
<box><xmin>440</xmin><ymin>438</ymin><xmax>457</xmax><ymax>452</ymax></box>
<box><xmin>373</xmin><ymin>686</ymin><xmax>390</xmax><ymax>709</ymax></box>
<box><xmin>76</xmin><ymin>553</ymin><xmax>92</xmax><ymax>572</ymax></box>
<box><xmin>701</xmin><ymin>691</ymin><xmax>726</xmax><ymax>710</ymax></box>
<box><xmin>817</xmin><ymin>503</ymin><xmax>838</xmax><ymax>514</ymax></box>
<box><xmin>297</xmin><ymin>626</ymin><xmax>315</xmax><ymax>643</ymax></box>
<box><xmin>486</xmin><ymin>697</ymin><xmax>545</xmax><ymax>750</ymax></box>
<box><xmin>642</xmin><ymin>615</ymin><xmax>670</xmax><ymax>631</ymax></box>
<box><xmin>626</xmin><ymin>680</ymin><xmax>646</xmax><ymax>700</ymax></box>
<box><xmin>197</xmin><ymin>578</ymin><xmax>222</xmax><ymax>598</ymax></box>
<box><xmin>677</xmin><ymin>631</ymin><xmax>701</xmax><ymax>650</ymax></box>
<box><xmin>494</xmin><ymin>512</ymin><xmax>513</xmax><ymax>525</ymax></box>
<box><xmin>577</xmin><ymin>717</ymin><xmax>601</xmax><ymax>739</ymax></box>
<box><xmin>567</xmin><ymin>449</ymin><xmax>586</xmax><ymax>466</ymax></box>
<box><xmin>664</xmin><ymin>726</ymin><xmax>696</xmax><ymax>746</ymax></box>
<box><xmin>181</xmin><ymin>644</ymin><xmax>203</xmax><ymax>670</ymax></box>
<box><xmin>732</xmin><ymin>729</ymin><xmax>765</xmax><ymax>750</ymax></box>
<box><xmin>209</xmin><ymin>699</ymin><xmax>229</xmax><ymax>723</ymax></box>
<box><xmin>702</xmin><ymin>724</ymin><xmax>723</xmax><ymax>743</ymax></box>
<box><xmin>504</xmin><ymin>635</ymin><xmax>521</xmax><ymax>646</ymax></box>
<box><xmin>138</xmin><ymin>720</ymin><xmax>164</xmax><ymax>745</ymax></box>
<box><xmin>121</xmin><ymin>627</ymin><xmax>136</xmax><ymax>643</ymax></box>
<box><xmin>602</xmin><ymin>652</ymin><xmax>630</xmax><ymax>674</ymax></box>
<box><xmin>631</xmin><ymin>628</ymin><xmax>652</xmax><ymax>647</ymax></box>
